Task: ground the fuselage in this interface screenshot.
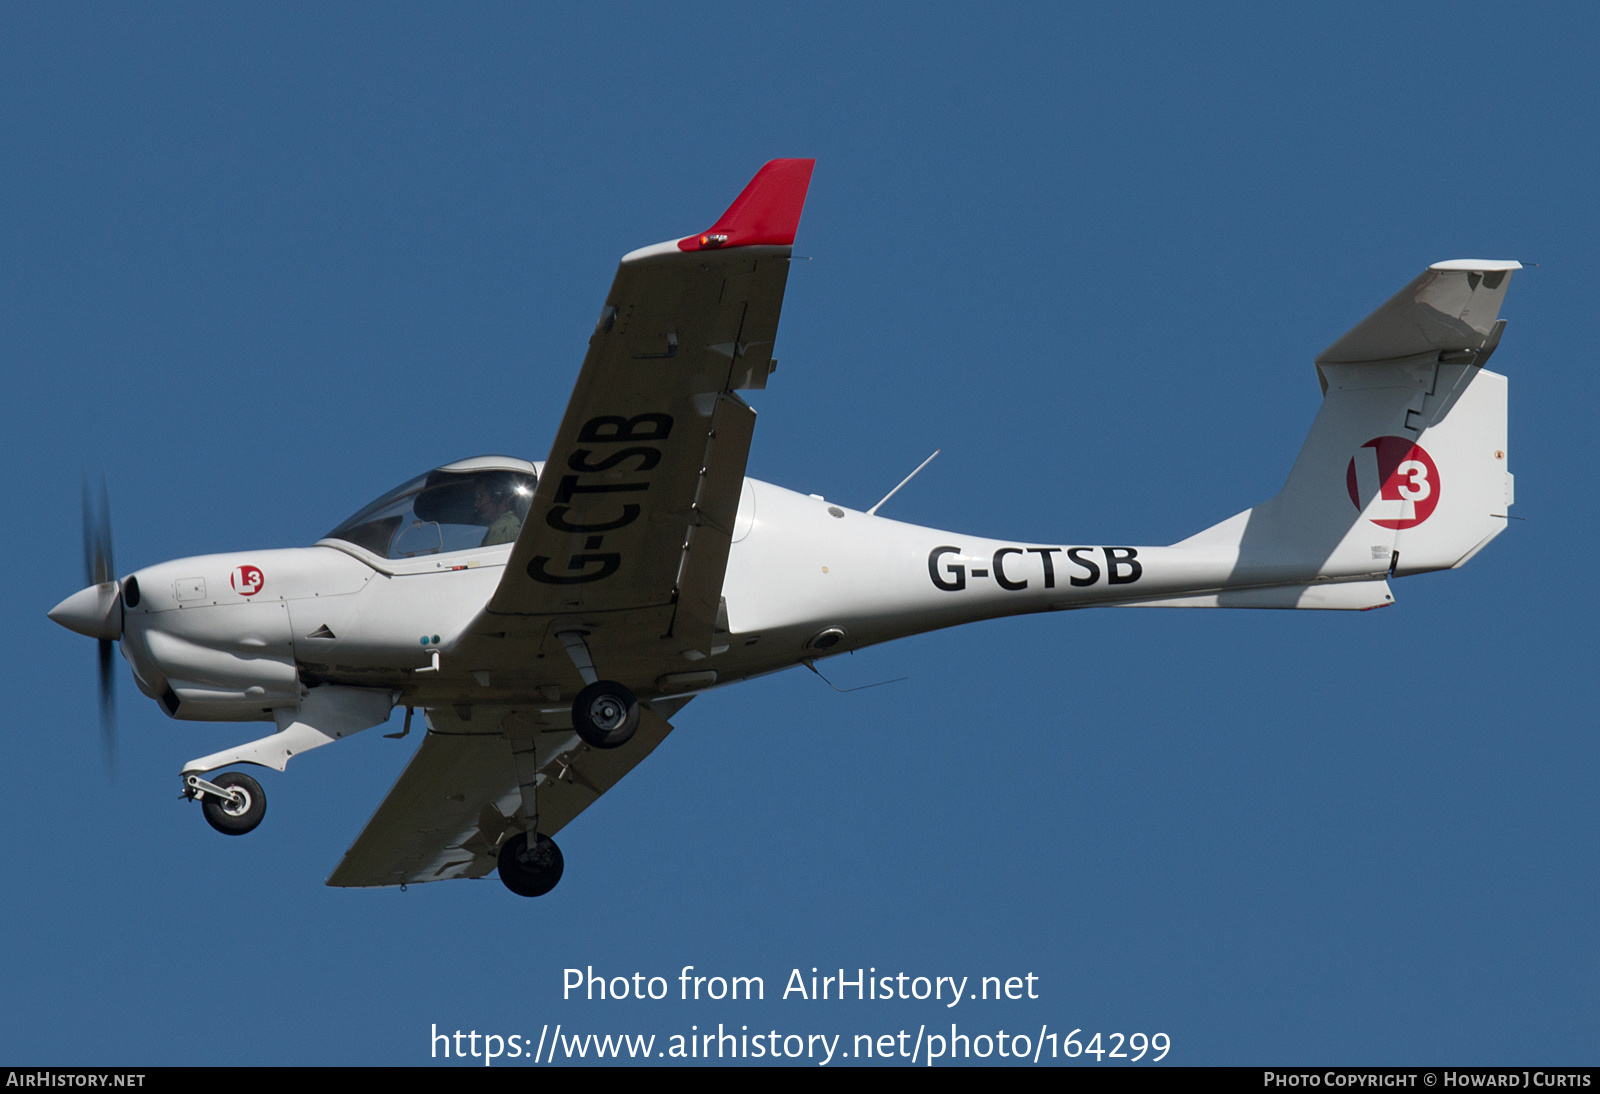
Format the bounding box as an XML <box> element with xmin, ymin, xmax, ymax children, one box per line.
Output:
<box><xmin>109</xmin><ymin>472</ymin><xmax>1384</xmax><ymax>729</ymax></box>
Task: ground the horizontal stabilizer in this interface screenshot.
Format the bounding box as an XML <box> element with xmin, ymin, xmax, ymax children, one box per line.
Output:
<box><xmin>1317</xmin><ymin>260</ymin><xmax>1520</xmax><ymax>368</ymax></box>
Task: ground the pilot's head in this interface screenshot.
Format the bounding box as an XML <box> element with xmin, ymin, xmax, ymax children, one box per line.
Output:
<box><xmin>474</xmin><ymin>475</ymin><xmax>515</xmax><ymax>520</ymax></box>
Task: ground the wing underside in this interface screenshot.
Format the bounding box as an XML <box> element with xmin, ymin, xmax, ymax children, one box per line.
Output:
<box><xmin>326</xmin><ymin>700</ymin><xmax>685</xmax><ymax>888</ymax></box>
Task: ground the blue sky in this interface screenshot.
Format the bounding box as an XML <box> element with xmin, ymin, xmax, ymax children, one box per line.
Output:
<box><xmin>5</xmin><ymin>3</ymin><xmax>1598</xmax><ymax>1065</ymax></box>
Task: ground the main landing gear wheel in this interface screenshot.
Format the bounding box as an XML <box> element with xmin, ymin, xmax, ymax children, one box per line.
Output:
<box><xmin>498</xmin><ymin>832</ymin><xmax>564</xmax><ymax>897</ymax></box>
<box><xmin>199</xmin><ymin>771</ymin><xmax>266</xmax><ymax>836</ymax></box>
<box><xmin>572</xmin><ymin>680</ymin><xmax>640</xmax><ymax>749</ymax></box>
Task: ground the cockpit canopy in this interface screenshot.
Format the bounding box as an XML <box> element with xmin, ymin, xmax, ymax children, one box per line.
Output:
<box><xmin>322</xmin><ymin>456</ymin><xmax>538</xmax><ymax>560</ymax></box>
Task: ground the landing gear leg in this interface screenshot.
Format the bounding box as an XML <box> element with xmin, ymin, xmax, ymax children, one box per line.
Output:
<box><xmin>501</xmin><ymin>726</ymin><xmax>561</xmax><ymax>896</ymax></box>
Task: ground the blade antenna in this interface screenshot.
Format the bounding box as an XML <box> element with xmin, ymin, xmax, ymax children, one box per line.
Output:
<box><xmin>867</xmin><ymin>449</ymin><xmax>939</xmax><ymax>516</ymax></box>
<box><xmin>801</xmin><ymin>659</ymin><xmax>907</xmax><ymax>694</ymax></box>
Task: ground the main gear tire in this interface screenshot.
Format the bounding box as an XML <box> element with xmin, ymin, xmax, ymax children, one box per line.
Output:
<box><xmin>571</xmin><ymin>680</ymin><xmax>640</xmax><ymax>749</ymax></box>
<box><xmin>498</xmin><ymin>832</ymin><xmax>564</xmax><ymax>897</ymax></box>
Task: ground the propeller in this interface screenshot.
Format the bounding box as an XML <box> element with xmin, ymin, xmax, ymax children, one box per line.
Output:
<box><xmin>82</xmin><ymin>474</ymin><xmax>117</xmax><ymax>777</ymax></box>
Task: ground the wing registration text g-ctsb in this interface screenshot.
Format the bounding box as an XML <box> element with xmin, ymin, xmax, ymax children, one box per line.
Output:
<box><xmin>479</xmin><ymin>158</ymin><xmax>816</xmax><ymax>662</ymax></box>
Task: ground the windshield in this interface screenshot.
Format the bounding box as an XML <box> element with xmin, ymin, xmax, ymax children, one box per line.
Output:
<box><xmin>324</xmin><ymin>466</ymin><xmax>537</xmax><ymax>559</ymax></box>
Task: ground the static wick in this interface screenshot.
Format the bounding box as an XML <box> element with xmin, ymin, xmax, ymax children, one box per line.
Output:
<box><xmin>868</xmin><ymin>448</ymin><xmax>941</xmax><ymax>516</ymax></box>
<box><xmin>802</xmin><ymin>659</ymin><xmax>908</xmax><ymax>694</ymax></box>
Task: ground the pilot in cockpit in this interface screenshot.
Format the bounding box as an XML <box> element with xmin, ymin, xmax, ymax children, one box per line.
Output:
<box><xmin>475</xmin><ymin>475</ymin><xmax>524</xmax><ymax>546</ymax></box>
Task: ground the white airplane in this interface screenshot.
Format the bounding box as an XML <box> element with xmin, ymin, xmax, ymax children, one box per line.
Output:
<box><xmin>49</xmin><ymin>160</ymin><xmax>1519</xmax><ymax>897</ymax></box>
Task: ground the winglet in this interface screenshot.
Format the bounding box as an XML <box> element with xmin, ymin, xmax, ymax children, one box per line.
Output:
<box><xmin>678</xmin><ymin>159</ymin><xmax>815</xmax><ymax>252</ymax></box>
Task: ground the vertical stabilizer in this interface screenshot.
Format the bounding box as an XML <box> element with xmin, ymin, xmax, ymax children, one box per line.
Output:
<box><xmin>1180</xmin><ymin>261</ymin><xmax>1517</xmax><ymax>584</ymax></box>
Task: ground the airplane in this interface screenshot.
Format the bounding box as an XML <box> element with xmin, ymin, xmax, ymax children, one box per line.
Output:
<box><xmin>48</xmin><ymin>159</ymin><xmax>1520</xmax><ymax>897</ymax></box>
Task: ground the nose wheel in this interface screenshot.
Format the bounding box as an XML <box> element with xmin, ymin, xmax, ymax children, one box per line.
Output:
<box><xmin>498</xmin><ymin>832</ymin><xmax>564</xmax><ymax>897</ymax></box>
<box><xmin>186</xmin><ymin>771</ymin><xmax>267</xmax><ymax>835</ymax></box>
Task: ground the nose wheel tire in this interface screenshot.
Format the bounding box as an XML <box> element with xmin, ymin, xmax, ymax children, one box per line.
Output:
<box><xmin>571</xmin><ymin>680</ymin><xmax>640</xmax><ymax>749</ymax></box>
<box><xmin>200</xmin><ymin>771</ymin><xmax>266</xmax><ymax>836</ymax></box>
<box><xmin>498</xmin><ymin>832</ymin><xmax>564</xmax><ymax>897</ymax></box>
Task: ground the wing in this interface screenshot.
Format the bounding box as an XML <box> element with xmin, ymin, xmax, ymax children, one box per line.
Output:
<box><xmin>326</xmin><ymin>699</ymin><xmax>688</xmax><ymax>888</ymax></box>
<box><xmin>476</xmin><ymin>159</ymin><xmax>814</xmax><ymax>664</ymax></box>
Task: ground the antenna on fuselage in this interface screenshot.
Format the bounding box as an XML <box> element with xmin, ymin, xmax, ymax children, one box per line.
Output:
<box><xmin>801</xmin><ymin>659</ymin><xmax>908</xmax><ymax>694</ymax></box>
<box><xmin>867</xmin><ymin>449</ymin><xmax>940</xmax><ymax>516</ymax></box>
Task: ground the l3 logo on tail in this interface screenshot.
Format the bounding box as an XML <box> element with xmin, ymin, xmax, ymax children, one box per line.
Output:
<box><xmin>1346</xmin><ymin>437</ymin><xmax>1439</xmax><ymax>529</ymax></box>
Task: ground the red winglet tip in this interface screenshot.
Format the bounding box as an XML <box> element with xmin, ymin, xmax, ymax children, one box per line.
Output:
<box><xmin>679</xmin><ymin>158</ymin><xmax>815</xmax><ymax>251</ymax></box>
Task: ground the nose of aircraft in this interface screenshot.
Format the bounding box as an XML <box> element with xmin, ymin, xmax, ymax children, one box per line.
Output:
<box><xmin>48</xmin><ymin>581</ymin><xmax>124</xmax><ymax>640</ymax></box>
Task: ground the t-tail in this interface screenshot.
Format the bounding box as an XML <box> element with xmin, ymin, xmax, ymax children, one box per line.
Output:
<box><xmin>1155</xmin><ymin>260</ymin><xmax>1518</xmax><ymax>610</ymax></box>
